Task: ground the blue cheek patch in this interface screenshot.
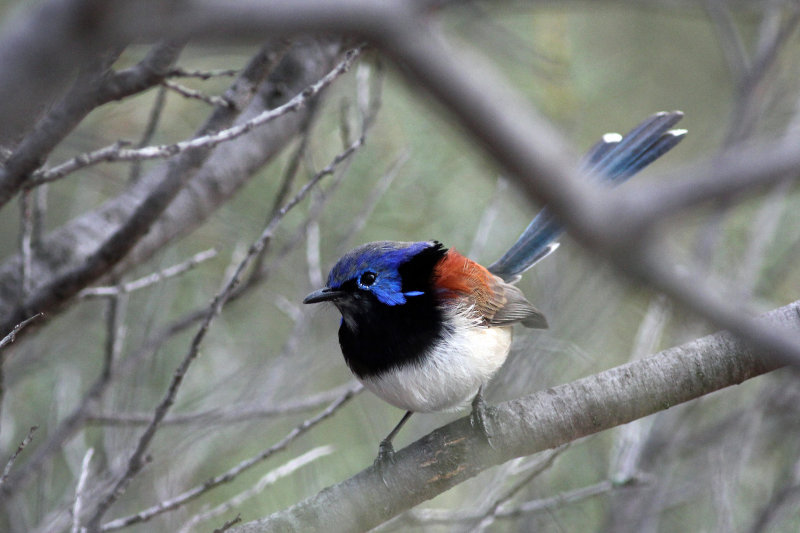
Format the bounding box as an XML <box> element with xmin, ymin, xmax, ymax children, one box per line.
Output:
<box><xmin>370</xmin><ymin>286</ymin><xmax>425</xmax><ymax>306</ymax></box>
<box><xmin>371</xmin><ymin>278</ymin><xmax>407</xmax><ymax>306</ymax></box>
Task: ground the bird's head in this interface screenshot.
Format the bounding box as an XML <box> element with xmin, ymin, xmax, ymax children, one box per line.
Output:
<box><xmin>303</xmin><ymin>240</ymin><xmax>446</xmax><ymax>320</ymax></box>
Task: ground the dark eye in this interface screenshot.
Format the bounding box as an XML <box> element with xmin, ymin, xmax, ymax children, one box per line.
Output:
<box><xmin>358</xmin><ymin>271</ymin><xmax>377</xmax><ymax>287</ymax></box>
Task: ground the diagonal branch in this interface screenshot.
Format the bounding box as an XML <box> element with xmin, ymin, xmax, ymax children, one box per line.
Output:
<box><xmin>0</xmin><ymin>39</ymin><xmax>341</xmax><ymax>338</ymax></box>
<box><xmin>82</xmin><ymin>133</ymin><xmax>366</xmax><ymax>530</ymax></box>
<box><xmin>230</xmin><ymin>300</ymin><xmax>796</xmax><ymax>533</ymax></box>
<box><xmin>0</xmin><ymin>39</ymin><xmax>184</xmax><ymax>207</ymax></box>
<box><xmin>29</xmin><ymin>47</ymin><xmax>362</xmax><ymax>186</ymax></box>
<box><xmin>0</xmin><ymin>0</ymin><xmax>174</xmax><ymax>147</ymax></box>
<box><xmin>119</xmin><ymin>0</ymin><xmax>800</xmax><ymax>366</ymax></box>
<box><xmin>101</xmin><ymin>387</ymin><xmax>360</xmax><ymax>531</ymax></box>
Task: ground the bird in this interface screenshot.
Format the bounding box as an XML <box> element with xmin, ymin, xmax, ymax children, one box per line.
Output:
<box><xmin>303</xmin><ymin>111</ymin><xmax>686</xmax><ymax>462</ymax></box>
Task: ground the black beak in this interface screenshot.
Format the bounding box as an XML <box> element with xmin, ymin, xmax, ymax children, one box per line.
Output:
<box><xmin>303</xmin><ymin>287</ymin><xmax>345</xmax><ymax>304</ymax></box>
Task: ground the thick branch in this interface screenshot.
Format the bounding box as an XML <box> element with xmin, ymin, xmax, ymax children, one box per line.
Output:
<box><xmin>0</xmin><ymin>39</ymin><xmax>342</xmax><ymax>337</ymax></box>
<box><xmin>0</xmin><ymin>0</ymin><xmax>174</xmax><ymax>146</ymax></box>
<box><xmin>231</xmin><ymin>300</ymin><xmax>795</xmax><ymax>533</ymax></box>
<box><xmin>0</xmin><ymin>40</ymin><xmax>184</xmax><ymax>208</ymax></box>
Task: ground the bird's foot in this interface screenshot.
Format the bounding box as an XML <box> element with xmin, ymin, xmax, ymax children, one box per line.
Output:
<box><xmin>470</xmin><ymin>390</ymin><xmax>497</xmax><ymax>449</ymax></box>
<box><xmin>374</xmin><ymin>439</ymin><xmax>396</xmax><ymax>486</ymax></box>
<box><xmin>376</xmin><ymin>439</ymin><xmax>396</xmax><ymax>465</ymax></box>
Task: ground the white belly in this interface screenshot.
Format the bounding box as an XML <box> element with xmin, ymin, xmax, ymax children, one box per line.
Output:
<box><xmin>360</xmin><ymin>322</ymin><xmax>512</xmax><ymax>413</ymax></box>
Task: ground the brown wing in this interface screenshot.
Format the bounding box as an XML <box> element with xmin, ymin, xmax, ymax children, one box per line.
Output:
<box><xmin>489</xmin><ymin>281</ymin><xmax>548</xmax><ymax>329</ymax></box>
<box><xmin>434</xmin><ymin>249</ymin><xmax>548</xmax><ymax>329</ymax></box>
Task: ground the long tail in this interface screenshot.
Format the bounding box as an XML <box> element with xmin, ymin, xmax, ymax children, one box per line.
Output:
<box><xmin>488</xmin><ymin>111</ymin><xmax>686</xmax><ymax>281</ymax></box>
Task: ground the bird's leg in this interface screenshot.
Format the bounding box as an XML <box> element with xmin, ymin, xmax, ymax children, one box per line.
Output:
<box><xmin>376</xmin><ymin>410</ymin><xmax>413</xmax><ymax>465</ymax></box>
<box><xmin>470</xmin><ymin>385</ymin><xmax>496</xmax><ymax>445</ymax></box>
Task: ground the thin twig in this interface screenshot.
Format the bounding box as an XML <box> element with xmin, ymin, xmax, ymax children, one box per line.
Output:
<box><xmin>213</xmin><ymin>514</ymin><xmax>242</xmax><ymax>533</ymax></box>
<box><xmin>704</xmin><ymin>0</ymin><xmax>748</xmax><ymax>80</ymax></box>
<box><xmin>71</xmin><ymin>448</ymin><xmax>95</xmax><ymax>533</ymax></box>
<box><xmin>0</xmin><ymin>314</ymin><xmax>43</xmax><ymax>434</ymax></box>
<box><xmin>85</xmin><ymin>133</ymin><xmax>366</xmax><ymax>530</ymax></box>
<box><xmin>0</xmin><ymin>426</ymin><xmax>38</xmax><ymax>487</ymax></box>
<box><xmin>0</xmin><ymin>42</ymin><xmax>296</xmax><ymax>497</ymax></box>
<box><xmin>79</xmin><ymin>248</ymin><xmax>218</xmax><ymax>298</ymax></box>
<box><xmin>129</xmin><ymin>85</ymin><xmax>168</xmax><ymax>183</ymax></box>
<box><xmin>101</xmin><ymin>287</ymin><xmax>128</xmax><ymax>403</ymax></box>
<box><xmin>31</xmin><ymin>47</ymin><xmax>363</xmax><ymax>186</ymax></box>
<box><xmin>749</xmin><ymin>448</ymin><xmax>800</xmax><ymax>533</ymax></box>
<box><xmin>168</xmin><ymin>67</ymin><xmax>240</xmax><ymax>80</ymax></box>
<box><xmin>0</xmin><ymin>313</ymin><xmax>44</xmax><ymax>350</ymax></box>
<box><xmin>31</xmin><ymin>184</ymin><xmax>47</xmax><ymax>250</ymax></box>
<box><xmin>177</xmin><ymin>446</ymin><xmax>334</xmax><ymax>533</ymax></box>
<box><xmin>738</xmin><ymin>179</ymin><xmax>790</xmax><ymax>296</ymax></box>
<box><xmin>19</xmin><ymin>190</ymin><xmax>34</xmax><ymax>298</ymax></box>
<box><xmin>0</xmin><ymin>40</ymin><xmax>183</xmax><ymax>207</ymax></box>
<box><xmin>161</xmin><ymin>79</ymin><xmax>233</xmax><ymax>108</ymax></box>
<box><xmin>85</xmin><ymin>383</ymin><xmax>356</xmax><ymax>426</ymax></box>
<box><xmin>248</xmin><ymin>114</ymin><xmax>314</xmax><ymax>278</ymax></box>
<box><xmin>101</xmin><ymin>386</ymin><xmax>360</xmax><ymax>531</ymax></box>
<box><xmin>468</xmin><ymin>176</ymin><xmax>508</xmax><ymax>259</ymax></box>
<box><xmin>338</xmin><ymin>149</ymin><xmax>408</xmax><ymax>252</ymax></box>
<box><xmin>473</xmin><ymin>445</ymin><xmax>567</xmax><ymax>532</ymax></box>
<box><xmin>391</xmin><ymin>479</ymin><xmax>623</xmax><ymax>528</ymax></box>
<box><xmin>609</xmin><ymin>295</ymin><xmax>671</xmax><ymax>484</ymax></box>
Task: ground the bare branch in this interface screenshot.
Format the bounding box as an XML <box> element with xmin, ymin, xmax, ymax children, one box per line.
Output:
<box><xmin>79</xmin><ymin>248</ymin><xmax>218</xmax><ymax>298</ymax></box>
<box><xmin>71</xmin><ymin>448</ymin><xmax>95</xmax><ymax>533</ymax></box>
<box><xmin>214</xmin><ymin>515</ymin><xmax>242</xmax><ymax>533</ymax></box>
<box><xmin>0</xmin><ymin>39</ymin><xmax>315</xmax><ymax>339</ymax></box>
<box><xmin>84</xmin><ymin>132</ymin><xmax>365</xmax><ymax>530</ymax></box>
<box><xmin>0</xmin><ymin>0</ymin><xmax>165</xmax><ymax>146</ymax></box>
<box><xmin>161</xmin><ymin>79</ymin><xmax>233</xmax><ymax>108</ymax></box>
<box><xmin>749</xmin><ymin>450</ymin><xmax>800</xmax><ymax>533</ymax></box>
<box><xmin>0</xmin><ymin>313</ymin><xmax>44</xmax><ymax>351</ymax></box>
<box><xmin>338</xmin><ymin>149</ymin><xmax>408</xmax><ymax>251</ymax></box>
<box><xmin>168</xmin><ymin>67</ymin><xmax>240</xmax><ymax>80</ymax></box>
<box><xmin>30</xmin><ymin>47</ymin><xmax>363</xmax><ymax>186</ymax></box>
<box><xmin>101</xmin><ymin>387</ymin><xmax>360</xmax><ymax>531</ymax></box>
<box><xmin>85</xmin><ymin>383</ymin><xmax>356</xmax><ymax>426</ymax></box>
<box><xmin>609</xmin><ymin>295</ymin><xmax>671</xmax><ymax>484</ymax></box>
<box><xmin>142</xmin><ymin>1</ymin><xmax>800</xmax><ymax>369</ymax></box>
<box><xmin>390</xmin><ymin>479</ymin><xmax>623</xmax><ymax>528</ymax></box>
<box><xmin>177</xmin><ymin>446</ymin><xmax>334</xmax><ymax>533</ymax></box>
<box><xmin>473</xmin><ymin>445</ymin><xmax>567</xmax><ymax>532</ymax></box>
<box><xmin>0</xmin><ymin>426</ymin><xmax>38</xmax><ymax>487</ymax></box>
<box><xmin>18</xmin><ymin>191</ymin><xmax>34</xmax><ymax>297</ymax></box>
<box><xmin>101</xmin><ymin>290</ymin><xmax>127</xmax><ymax>386</ymax></box>
<box><xmin>129</xmin><ymin>85</ymin><xmax>169</xmax><ymax>183</ymax></box>
<box><xmin>468</xmin><ymin>177</ymin><xmax>508</xmax><ymax>259</ymax></box>
<box><xmin>0</xmin><ymin>39</ymin><xmax>184</xmax><ymax>207</ymax></box>
<box><xmin>0</xmin><ymin>312</ymin><xmax>44</xmax><ymax>436</ymax></box>
<box><xmin>230</xmin><ymin>299</ymin><xmax>795</xmax><ymax>532</ymax></box>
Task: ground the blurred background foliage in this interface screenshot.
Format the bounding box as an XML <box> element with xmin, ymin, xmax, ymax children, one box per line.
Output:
<box><xmin>2</xmin><ymin>2</ymin><xmax>800</xmax><ymax>532</ymax></box>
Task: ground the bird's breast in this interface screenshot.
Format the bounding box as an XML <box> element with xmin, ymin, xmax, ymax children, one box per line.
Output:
<box><xmin>359</xmin><ymin>310</ymin><xmax>512</xmax><ymax>413</ymax></box>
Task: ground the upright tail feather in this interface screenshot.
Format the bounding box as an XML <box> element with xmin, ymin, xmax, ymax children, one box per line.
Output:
<box><xmin>488</xmin><ymin>111</ymin><xmax>686</xmax><ymax>281</ymax></box>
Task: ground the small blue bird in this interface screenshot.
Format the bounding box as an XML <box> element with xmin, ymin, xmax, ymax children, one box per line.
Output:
<box><xmin>304</xmin><ymin>111</ymin><xmax>686</xmax><ymax>461</ymax></box>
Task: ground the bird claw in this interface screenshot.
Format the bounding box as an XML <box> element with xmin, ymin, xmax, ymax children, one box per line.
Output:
<box><xmin>376</xmin><ymin>439</ymin><xmax>396</xmax><ymax>464</ymax></box>
<box><xmin>470</xmin><ymin>391</ymin><xmax>497</xmax><ymax>450</ymax></box>
<box><xmin>374</xmin><ymin>439</ymin><xmax>396</xmax><ymax>486</ymax></box>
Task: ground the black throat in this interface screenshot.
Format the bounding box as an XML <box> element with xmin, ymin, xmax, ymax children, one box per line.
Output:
<box><xmin>337</xmin><ymin>245</ymin><xmax>447</xmax><ymax>379</ymax></box>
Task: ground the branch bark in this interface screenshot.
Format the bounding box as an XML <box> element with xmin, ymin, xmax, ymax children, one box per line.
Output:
<box><xmin>0</xmin><ymin>40</ymin><xmax>184</xmax><ymax>208</ymax></box>
<box><xmin>0</xmin><ymin>0</ymin><xmax>175</xmax><ymax>147</ymax></box>
<box><xmin>230</xmin><ymin>300</ymin><xmax>796</xmax><ymax>533</ymax></box>
<box><xmin>0</xmin><ymin>38</ymin><xmax>343</xmax><ymax>337</ymax></box>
